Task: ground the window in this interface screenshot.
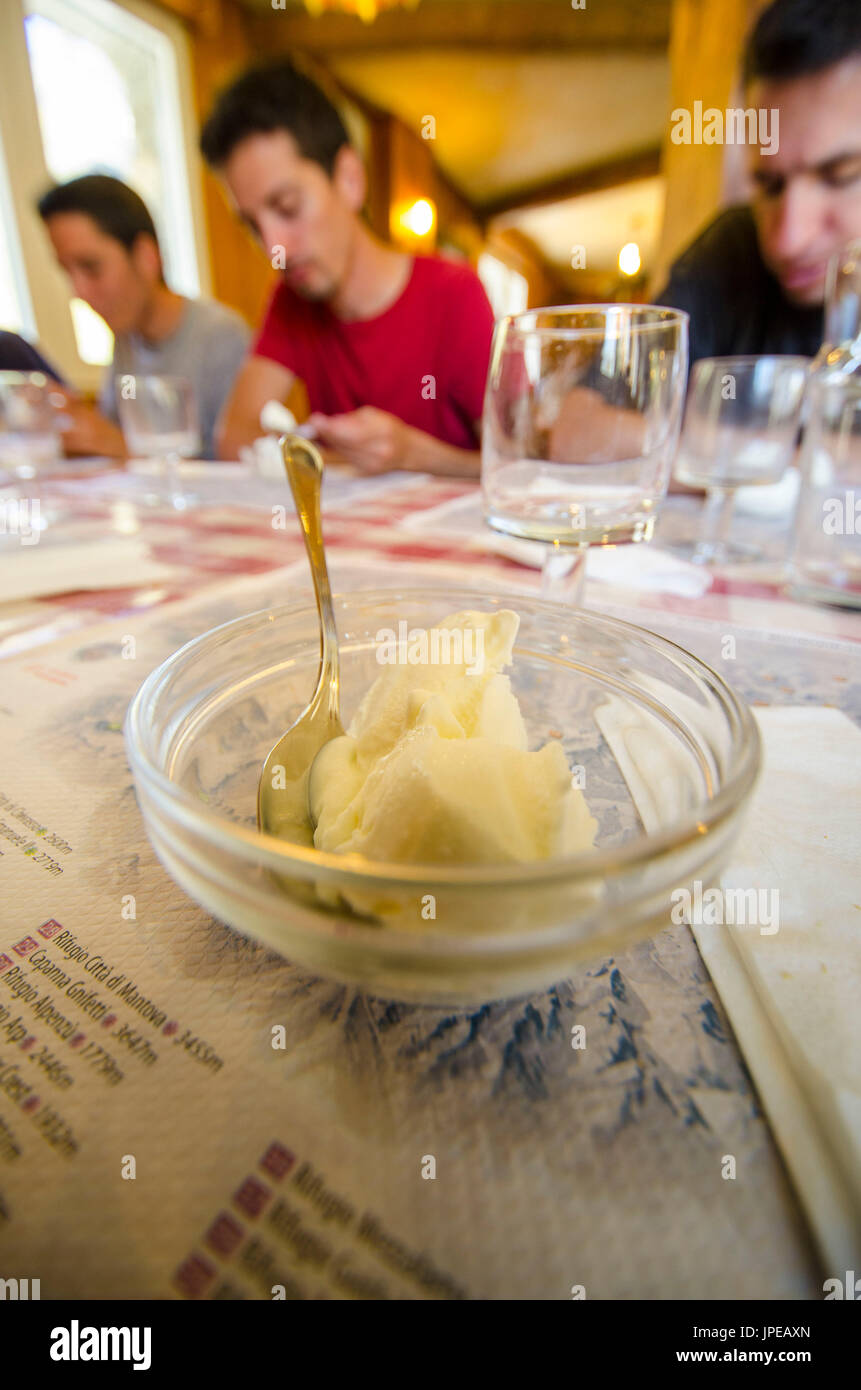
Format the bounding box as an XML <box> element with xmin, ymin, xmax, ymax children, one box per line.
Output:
<box><xmin>0</xmin><ymin>127</ymin><xmax>35</xmax><ymax>339</ymax></box>
<box><xmin>0</xmin><ymin>0</ymin><xmax>207</xmax><ymax>387</ymax></box>
<box><xmin>24</xmin><ymin>0</ymin><xmax>201</xmax><ymax>299</ymax></box>
<box><xmin>478</xmin><ymin>253</ymin><xmax>529</xmax><ymax>319</ymax></box>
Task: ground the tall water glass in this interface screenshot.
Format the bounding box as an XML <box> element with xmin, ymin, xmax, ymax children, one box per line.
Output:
<box><xmin>116</xmin><ymin>374</ymin><xmax>200</xmax><ymax>510</ymax></box>
<box><xmin>0</xmin><ymin>371</ymin><xmax>63</xmax><ymax>478</ymax></box>
<box><xmin>482</xmin><ymin>305</ymin><xmax>689</xmax><ymax>604</ymax></box>
<box><xmin>789</xmin><ymin>372</ymin><xmax>861</xmax><ymax>607</ymax></box>
<box><xmin>0</xmin><ymin>371</ymin><xmax>66</xmax><ymax>539</ymax></box>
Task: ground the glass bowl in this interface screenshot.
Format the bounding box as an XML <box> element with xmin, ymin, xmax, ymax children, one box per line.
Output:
<box><xmin>124</xmin><ymin>589</ymin><xmax>760</xmax><ymax>1006</ymax></box>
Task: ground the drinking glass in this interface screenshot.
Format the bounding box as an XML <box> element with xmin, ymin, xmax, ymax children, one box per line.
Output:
<box><xmin>816</xmin><ymin>238</ymin><xmax>861</xmax><ymax>369</ymax></box>
<box><xmin>0</xmin><ymin>371</ymin><xmax>64</xmax><ymax>478</ymax></box>
<box><xmin>481</xmin><ymin>305</ymin><xmax>689</xmax><ymax>604</ymax></box>
<box><xmin>673</xmin><ymin>355</ymin><xmax>810</xmax><ymax>564</ymax></box>
<box><xmin>788</xmin><ymin>372</ymin><xmax>861</xmax><ymax>608</ymax></box>
<box><xmin>0</xmin><ymin>371</ymin><xmax>67</xmax><ymax>539</ymax></box>
<box><xmin>116</xmin><ymin>374</ymin><xmax>200</xmax><ymax>510</ymax></box>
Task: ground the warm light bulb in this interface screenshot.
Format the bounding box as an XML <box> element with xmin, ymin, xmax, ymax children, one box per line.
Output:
<box><xmin>400</xmin><ymin>198</ymin><xmax>436</xmax><ymax>237</ymax></box>
<box><xmin>619</xmin><ymin>242</ymin><xmax>641</xmax><ymax>276</ymax></box>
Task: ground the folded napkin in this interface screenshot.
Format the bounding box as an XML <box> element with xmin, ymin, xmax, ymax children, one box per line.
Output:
<box><xmin>0</xmin><ymin>535</ymin><xmax>179</xmax><ymax>603</ymax></box>
<box><xmin>598</xmin><ymin>701</ymin><xmax>861</xmax><ymax>1273</ymax></box>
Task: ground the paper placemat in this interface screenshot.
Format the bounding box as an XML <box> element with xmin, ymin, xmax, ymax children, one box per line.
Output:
<box><xmin>0</xmin><ymin>567</ymin><xmax>826</xmax><ymax>1299</ymax></box>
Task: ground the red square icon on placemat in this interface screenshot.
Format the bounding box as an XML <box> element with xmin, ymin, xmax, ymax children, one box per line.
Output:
<box><xmin>232</xmin><ymin>1176</ymin><xmax>270</xmax><ymax>1218</ymax></box>
<box><xmin>174</xmin><ymin>1253</ymin><xmax>216</xmax><ymax>1299</ymax></box>
<box><xmin>205</xmin><ymin>1212</ymin><xmax>245</xmax><ymax>1258</ymax></box>
<box><xmin>13</xmin><ymin>937</ymin><xmax>38</xmax><ymax>956</ymax></box>
<box><xmin>260</xmin><ymin>1142</ymin><xmax>295</xmax><ymax>1181</ymax></box>
<box><xmin>38</xmin><ymin>920</ymin><xmax>63</xmax><ymax>938</ymax></box>
<box><xmin>0</xmin><ymin>955</ymin><xmax>13</xmax><ymax>974</ymax></box>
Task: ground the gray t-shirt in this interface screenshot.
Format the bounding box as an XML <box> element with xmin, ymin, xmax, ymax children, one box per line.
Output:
<box><xmin>101</xmin><ymin>296</ymin><xmax>250</xmax><ymax>458</ymax></box>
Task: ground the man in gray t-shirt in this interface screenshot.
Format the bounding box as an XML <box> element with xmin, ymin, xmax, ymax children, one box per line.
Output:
<box><xmin>37</xmin><ymin>174</ymin><xmax>249</xmax><ymax>459</ymax></box>
<box><xmin>100</xmin><ymin>297</ymin><xmax>249</xmax><ymax>459</ymax></box>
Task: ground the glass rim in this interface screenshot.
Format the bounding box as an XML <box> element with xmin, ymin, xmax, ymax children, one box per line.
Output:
<box><xmin>497</xmin><ymin>304</ymin><xmax>689</xmax><ymax>339</ymax></box>
<box><xmin>124</xmin><ymin>587</ymin><xmax>761</xmax><ymax>894</ymax></box>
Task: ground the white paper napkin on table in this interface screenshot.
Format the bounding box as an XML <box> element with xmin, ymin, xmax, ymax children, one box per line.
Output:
<box><xmin>0</xmin><ymin>535</ymin><xmax>179</xmax><ymax>604</ymax></box>
<box><xmin>597</xmin><ymin>701</ymin><xmax>861</xmax><ymax>1274</ymax></box>
<box><xmin>734</xmin><ymin>465</ymin><xmax>801</xmax><ymax>518</ymax></box>
<box><xmin>469</xmin><ymin>529</ymin><xmax>712</xmax><ymax>598</ymax></box>
<box><xmin>400</xmin><ymin>490</ymin><xmax>711</xmax><ymax>597</ymax></box>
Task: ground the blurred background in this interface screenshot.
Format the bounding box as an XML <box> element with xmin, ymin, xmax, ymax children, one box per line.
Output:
<box><xmin>0</xmin><ymin>0</ymin><xmax>757</xmax><ymax>395</ymax></box>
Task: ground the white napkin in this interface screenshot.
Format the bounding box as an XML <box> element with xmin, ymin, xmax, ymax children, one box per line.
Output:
<box><xmin>734</xmin><ymin>465</ymin><xmax>801</xmax><ymax>518</ymax></box>
<box><xmin>0</xmin><ymin>535</ymin><xmax>179</xmax><ymax>604</ymax></box>
<box><xmin>585</xmin><ymin>543</ymin><xmax>711</xmax><ymax>596</ymax></box>
<box><xmin>401</xmin><ymin>491</ymin><xmax>711</xmax><ymax>597</ymax></box>
<box><xmin>598</xmin><ymin>701</ymin><xmax>861</xmax><ymax>1273</ymax></box>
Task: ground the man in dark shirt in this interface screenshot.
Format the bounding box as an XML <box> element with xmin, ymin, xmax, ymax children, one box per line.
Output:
<box><xmin>658</xmin><ymin>0</ymin><xmax>861</xmax><ymax>363</ymax></box>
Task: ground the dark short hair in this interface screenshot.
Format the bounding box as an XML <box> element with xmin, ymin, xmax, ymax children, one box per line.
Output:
<box><xmin>743</xmin><ymin>0</ymin><xmax>861</xmax><ymax>85</ymax></box>
<box><xmin>36</xmin><ymin>174</ymin><xmax>161</xmax><ymax>256</ymax></box>
<box><xmin>200</xmin><ymin>60</ymin><xmax>350</xmax><ymax>175</ymax></box>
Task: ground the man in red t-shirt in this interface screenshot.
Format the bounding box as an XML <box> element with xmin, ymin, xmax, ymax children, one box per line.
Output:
<box><xmin>200</xmin><ymin>61</ymin><xmax>495</xmax><ymax>477</ymax></box>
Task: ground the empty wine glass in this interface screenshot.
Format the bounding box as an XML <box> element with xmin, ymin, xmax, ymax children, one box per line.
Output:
<box><xmin>673</xmin><ymin>355</ymin><xmax>810</xmax><ymax>564</ymax></box>
<box><xmin>116</xmin><ymin>374</ymin><xmax>200</xmax><ymax>510</ymax></box>
<box><xmin>481</xmin><ymin>305</ymin><xmax>689</xmax><ymax>604</ymax></box>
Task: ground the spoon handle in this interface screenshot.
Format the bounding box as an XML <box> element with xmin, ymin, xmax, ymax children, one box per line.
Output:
<box><xmin>280</xmin><ymin>434</ymin><xmax>340</xmax><ymax>715</ymax></box>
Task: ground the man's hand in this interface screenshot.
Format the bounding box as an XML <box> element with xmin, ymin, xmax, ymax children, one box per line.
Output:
<box><xmin>215</xmin><ymin>354</ymin><xmax>297</xmax><ymax>461</ymax></box>
<box><xmin>308</xmin><ymin>406</ymin><xmax>480</xmax><ymax>479</ymax></box>
<box><xmin>53</xmin><ymin>397</ymin><xmax>126</xmax><ymax>460</ymax></box>
<box><xmin>308</xmin><ymin>407</ymin><xmax>415</xmax><ymax>474</ymax></box>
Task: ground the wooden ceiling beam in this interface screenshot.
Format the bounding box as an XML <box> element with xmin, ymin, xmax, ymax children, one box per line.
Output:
<box><xmin>247</xmin><ymin>1</ymin><xmax>671</xmax><ymax>54</ymax></box>
<box><xmin>479</xmin><ymin>146</ymin><xmax>662</xmax><ymax>221</ymax></box>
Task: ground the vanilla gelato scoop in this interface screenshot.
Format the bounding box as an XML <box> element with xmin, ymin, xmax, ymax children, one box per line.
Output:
<box><xmin>307</xmin><ymin>609</ymin><xmax>596</xmax><ymax>865</ymax></box>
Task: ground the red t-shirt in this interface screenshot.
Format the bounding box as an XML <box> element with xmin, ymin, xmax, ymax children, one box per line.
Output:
<box><xmin>252</xmin><ymin>254</ymin><xmax>495</xmax><ymax>451</ymax></box>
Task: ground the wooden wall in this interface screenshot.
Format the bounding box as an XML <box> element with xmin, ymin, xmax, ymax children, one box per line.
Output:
<box><xmin>153</xmin><ymin>0</ymin><xmax>562</xmax><ymax>323</ymax></box>
<box><xmin>155</xmin><ymin>0</ymin><xmax>277</xmax><ymax>329</ymax></box>
<box><xmin>93</xmin><ymin>0</ymin><xmax>774</xmax><ymax>326</ymax></box>
<box><xmin>651</xmin><ymin>0</ymin><xmax>759</xmax><ymax>293</ymax></box>
<box><xmin>483</xmin><ymin>227</ymin><xmax>570</xmax><ymax>308</ymax></box>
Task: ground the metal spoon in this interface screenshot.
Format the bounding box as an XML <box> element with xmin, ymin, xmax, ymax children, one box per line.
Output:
<box><xmin>256</xmin><ymin>434</ymin><xmax>345</xmax><ymax>843</ymax></box>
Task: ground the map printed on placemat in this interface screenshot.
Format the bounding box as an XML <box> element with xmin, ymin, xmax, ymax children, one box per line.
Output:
<box><xmin>0</xmin><ymin>563</ymin><xmax>824</xmax><ymax>1298</ymax></box>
